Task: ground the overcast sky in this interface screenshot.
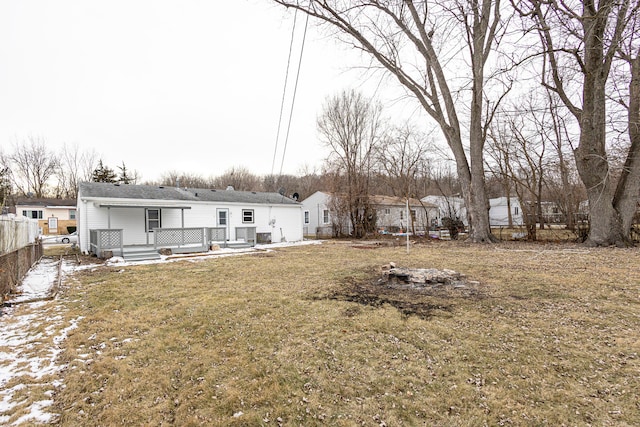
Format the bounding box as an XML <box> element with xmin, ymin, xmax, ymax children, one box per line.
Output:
<box><xmin>1</xmin><ymin>0</ymin><xmax>419</xmax><ymax>183</ymax></box>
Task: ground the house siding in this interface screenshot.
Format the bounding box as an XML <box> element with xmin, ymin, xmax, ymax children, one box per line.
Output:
<box><xmin>489</xmin><ymin>197</ymin><xmax>523</xmax><ymax>226</ymax></box>
<box><xmin>300</xmin><ymin>191</ymin><xmax>334</xmax><ymax>237</ymax></box>
<box><xmin>77</xmin><ymin>186</ymin><xmax>303</xmax><ymax>253</ymax></box>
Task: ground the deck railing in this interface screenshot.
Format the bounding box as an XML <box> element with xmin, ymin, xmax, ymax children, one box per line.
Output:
<box><xmin>154</xmin><ymin>227</ymin><xmax>206</xmax><ymax>250</ymax></box>
<box><xmin>89</xmin><ymin>229</ymin><xmax>123</xmax><ymax>258</ymax></box>
<box><xmin>207</xmin><ymin>227</ymin><xmax>227</xmax><ymax>246</ymax></box>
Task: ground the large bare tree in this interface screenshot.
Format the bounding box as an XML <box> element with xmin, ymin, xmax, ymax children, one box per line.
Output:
<box><xmin>318</xmin><ymin>89</ymin><xmax>383</xmax><ymax>238</ymax></box>
<box><xmin>271</xmin><ymin>0</ymin><xmax>509</xmax><ymax>242</ymax></box>
<box><xmin>516</xmin><ymin>0</ymin><xmax>640</xmax><ymax>246</ymax></box>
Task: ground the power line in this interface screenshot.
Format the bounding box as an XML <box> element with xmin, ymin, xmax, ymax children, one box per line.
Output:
<box><xmin>271</xmin><ymin>10</ymin><xmax>299</xmax><ymax>176</ymax></box>
<box><xmin>278</xmin><ymin>13</ymin><xmax>309</xmax><ymax>177</ymax></box>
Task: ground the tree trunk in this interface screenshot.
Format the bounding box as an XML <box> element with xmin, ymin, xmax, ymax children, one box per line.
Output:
<box><xmin>613</xmin><ymin>54</ymin><xmax>640</xmax><ymax>237</ymax></box>
<box><xmin>573</xmin><ymin>4</ymin><xmax>631</xmax><ymax>247</ymax></box>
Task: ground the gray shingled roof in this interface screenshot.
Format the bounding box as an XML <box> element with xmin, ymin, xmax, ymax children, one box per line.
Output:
<box><xmin>78</xmin><ymin>182</ymin><xmax>300</xmax><ymax>205</ymax></box>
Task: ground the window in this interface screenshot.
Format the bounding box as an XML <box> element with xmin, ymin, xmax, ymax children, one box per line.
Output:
<box><xmin>410</xmin><ymin>209</ymin><xmax>417</xmax><ymax>220</ymax></box>
<box><xmin>322</xmin><ymin>209</ymin><xmax>330</xmax><ymax>224</ymax></box>
<box><xmin>242</xmin><ymin>209</ymin><xmax>254</xmax><ymax>223</ymax></box>
<box><xmin>514</xmin><ymin>207</ymin><xmax>519</xmax><ymax>215</ymax></box>
<box><xmin>146</xmin><ymin>208</ymin><xmax>160</xmax><ymax>231</ymax></box>
<box><xmin>304</xmin><ymin>211</ymin><xmax>310</xmax><ymax>224</ymax></box>
<box><xmin>382</xmin><ymin>208</ymin><xmax>390</xmax><ymax>215</ymax></box>
<box><xmin>400</xmin><ymin>210</ymin><xmax>404</xmax><ymax>220</ymax></box>
<box><xmin>22</xmin><ymin>210</ymin><xmax>43</xmax><ymax>219</ymax></box>
<box><xmin>69</xmin><ymin>209</ymin><xmax>76</xmax><ymax>220</ymax></box>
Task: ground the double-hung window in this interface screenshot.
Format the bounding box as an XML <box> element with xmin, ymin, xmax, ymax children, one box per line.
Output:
<box><xmin>304</xmin><ymin>211</ymin><xmax>310</xmax><ymax>224</ymax></box>
<box><xmin>322</xmin><ymin>209</ymin><xmax>330</xmax><ymax>224</ymax></box>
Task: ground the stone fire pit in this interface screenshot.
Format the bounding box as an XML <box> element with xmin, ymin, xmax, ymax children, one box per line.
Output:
<box><xmin>381</xmin><ymin>263</ymin><xmax>479</xmax><ymax>289</ymax></box>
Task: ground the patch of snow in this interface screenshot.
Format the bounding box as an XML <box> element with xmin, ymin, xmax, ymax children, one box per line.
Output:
<box><xmin>9</xmin><ymin>258</ymin><xmax>58</xmax><ymax>303</ymax></box>
<box><xmin>1</xmin><ymin>258</ymin><xmax>91</xmax><ymax>425</ymax></box>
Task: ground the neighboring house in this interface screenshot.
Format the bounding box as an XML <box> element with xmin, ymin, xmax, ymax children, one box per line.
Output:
<box><xmin>300</xmin><ymin>191</ymin><xmax>343</xmax><ymax>238</ymax></box>
<box><xmin>300</xmin><ymin>191</ymin><xmax>439</xmax><ymax>237</ymax></box>
<box><xmin>13</xmin><ymin>197</ymin><xmax>77</xmax><ymax>235</ymax></box>
<box><xmin>421</xmin><ymin>195</ymin><xmax>468</xmax><ymax>227</ymax></box>
<box><xmin>77</xmin><ymin>182</ymin><xmax>303</xmax><ymax>259</ymax></box>
<box><xmin>489</xmin><ymin>197</ymin><xmax>523</xmax><ymax>226</ymax></box>
<box><xmin>370</xmin><ymin>195</ymin><xmax>438</xmax><ymax>234</ymax></box>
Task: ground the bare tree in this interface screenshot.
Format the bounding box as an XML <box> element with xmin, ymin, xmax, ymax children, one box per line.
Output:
<box><xmin>516</xmin><ymin>0</ymin><xmax>640</xmax><ymax>246</ymax></box>
<box><xmin>378</xmin><ymin>125</ymin><xmax>431</xmax><ymax>198</ymax></box>
<box><xmin>9</xmin><ymin>136</ymin><xmax>59</xmax><ymax>198</ymax></box>
<box><xmin>56</xmin><ymin>143</ymin><xmax>99</xmax><ymax>198</ymax></box>
<box><xmin>318</xmin><ymin>89</ymin><xmax>383</xmax><ymax>237</ymax></box>
<box><xmin>486</xmin><ymin>118</ymin><xmax>517</xmax><ymax>227</ymax></box>
<box><xmin>544</xmin><ymin>90</ymin><xmax>583</xmax><ymax>232</ymax></box>
<box><xmin>271</xmin><ymin>0</ymin><xmax>510</xmax><ymax>242</ymax></box>
<box><xmin>156</xmin><ymin>171</ymin><xmax>211</xmax><ymax>188</ymax></box>
<box><xmin>211</xmin><ymin>166</ymin><xmax>261</xmax><ymax>191</ymax></box>
<box><xmin>294</xmin><ymin>164</ymin><xmax>325</xmax><ymax>200</ymax></box>
<box><xmin>496</xmin><ymin>101</ymin><xmax>548</xmax><ymax>239</ymax></box>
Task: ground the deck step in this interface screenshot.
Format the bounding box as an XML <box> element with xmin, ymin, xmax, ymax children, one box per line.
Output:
<box><xmin>122</xmin><ymin>248</ymin><xmax>162</xmax><ymax>262</ymax></box>
<box><xmin>225</xmin><ymin>242</ymin><xmax>253</xmax><ymax>249</ymax></box>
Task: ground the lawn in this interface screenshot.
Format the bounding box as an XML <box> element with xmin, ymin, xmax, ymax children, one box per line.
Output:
<box><xmin>48</xmin><ymin>241</ymin><xmax>639</xmax><ymax>425</ymax></box>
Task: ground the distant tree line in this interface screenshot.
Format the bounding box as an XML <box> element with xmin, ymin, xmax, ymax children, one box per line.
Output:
<box><xmin>0</xmin><ymin>108</ymin><xmax>596</xmax><ymax>242</ymax></box>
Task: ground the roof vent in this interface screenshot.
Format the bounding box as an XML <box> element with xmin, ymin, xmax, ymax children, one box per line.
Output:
<box><xmin>226</xmin><ymin>186</ymin><xmax>234</xmax><ymax>191</ymax></box>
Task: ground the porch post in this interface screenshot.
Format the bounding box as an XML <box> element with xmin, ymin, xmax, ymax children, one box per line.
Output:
<box><xmin>107</xmin><ymin>207</ymin><xmax>111</xmax><ymax>229</ymax></box>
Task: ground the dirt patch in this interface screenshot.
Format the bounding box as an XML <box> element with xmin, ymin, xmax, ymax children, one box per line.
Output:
<box><xmin>324</xmin><ymin>268</ymin><xmax>485</xmax><ymax>320</ymax></box>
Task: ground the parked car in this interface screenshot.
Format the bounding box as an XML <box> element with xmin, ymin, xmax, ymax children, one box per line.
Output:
<box><xmin>56</xmin><ymin>231</ymin><xmax>78</xmax><ymax>244</ymax></box>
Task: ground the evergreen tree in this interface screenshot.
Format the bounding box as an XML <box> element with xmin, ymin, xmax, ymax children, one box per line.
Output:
<box><xmin>0</xmin><ymin>166</ymin><xmax>11</xmax><ymax>210</ymax></box>
<box><xmin>118</xmin><ymin>162</ymin><xmax>132</xmax><ymax>184</ymax></box>
<box><xmin>92</xmin><ymin>159</ymin><xmax>117</xmax><ymax>183</ymax></box>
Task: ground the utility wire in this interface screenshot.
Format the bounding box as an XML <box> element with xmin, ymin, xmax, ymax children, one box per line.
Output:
<box><xmin>271</xmin><ymin>10</ymin><xmax>299</xmax><ymax>176</ymax></box>
<box><xmin>278</xmin><ymin>13</ymin><xmax>309</xmax><ymax>177</ymax></box>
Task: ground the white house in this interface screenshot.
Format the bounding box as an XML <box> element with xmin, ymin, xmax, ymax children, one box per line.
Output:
<box><xmin>489</xmin><ymin>196</ymin><xmax>523</xmax><ymax>226</ymax></box>
<box><xmin>300</xmin><ymin>191</ymin><xmax>344</xmax><ymax>237</ymax></box>
<box><xmin>77</xmin><ymin>182</ymin><xmax>303</xmax><ymax>260</ymax></box>
<box><xmin>300</xmin><ymin>191</ymin><xmax>439</xmax><ymax>237</ymax></box>
<box><xmin>370</xmin><ymin>195</ymin><xmax>438</xmax><ymax>234</ymax></box>
<box><xmin>421</xmin><ymin>195</ymin><xmax>468</xmax><ymax>227</ymax></box>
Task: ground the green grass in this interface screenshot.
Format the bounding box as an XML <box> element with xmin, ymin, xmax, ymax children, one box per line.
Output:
<box><xmin>43</xmin><ymin>241</ymin><xmax>640</xmax><ymax>425</ymax></box>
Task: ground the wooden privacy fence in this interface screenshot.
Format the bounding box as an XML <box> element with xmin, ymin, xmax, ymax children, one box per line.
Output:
<box><xmin>1</xmin><ymin>241</ymin><xmax>43</xmax><ymax>297</ymax></box>
<box><xmin>0</xmin><ymin>215</ymin><xmax>40</xmax><ymax>254</ymax></box>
